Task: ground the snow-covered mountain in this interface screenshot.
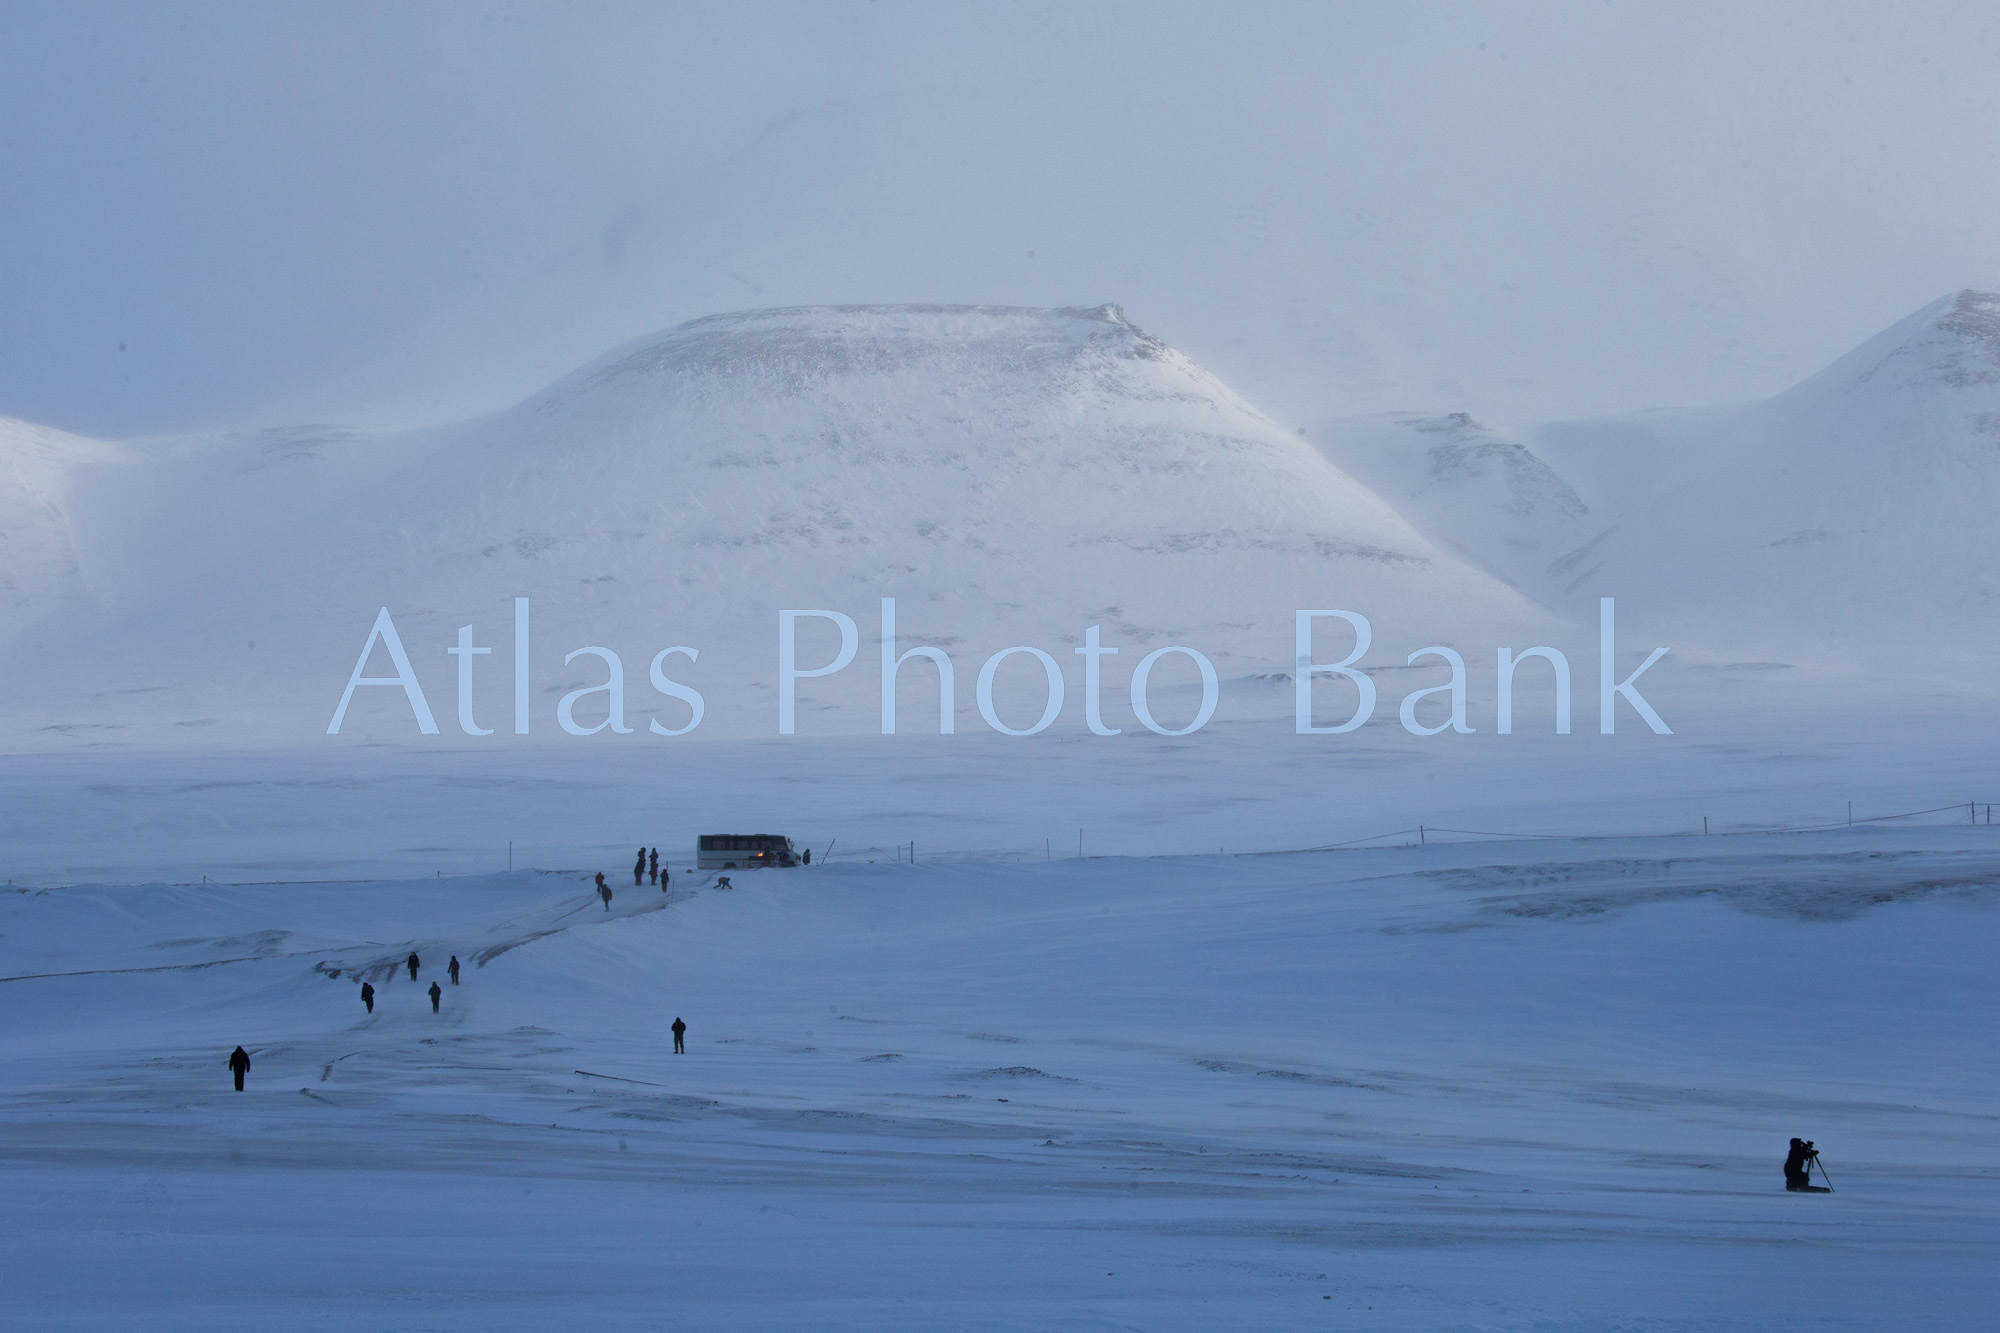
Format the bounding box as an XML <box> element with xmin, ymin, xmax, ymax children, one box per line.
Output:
<box><xmin>0</xmin><ymin>304</ymin><xmax>1550</xmax><ymax>746</ymax></box>
<box><xmin>1314</xmin><ymin>290</ymin><xmax>2000</xmax><ymax>666</ymax></box>
<box><xmin>15</xmin><ymin>292</ymin><xmax>1993</xmax><ymax>750</ymax></box>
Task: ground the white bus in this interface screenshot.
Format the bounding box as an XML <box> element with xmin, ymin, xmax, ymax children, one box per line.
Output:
<box><xmin>697</xmin><ymin>834</ymin><xmax>800</xmax><ymax>870</ymax></box>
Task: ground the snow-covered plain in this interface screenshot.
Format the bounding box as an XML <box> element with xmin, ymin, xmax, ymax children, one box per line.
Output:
<box><xmin>3</xmin><ymin>824</ymin><xmax>1995</xmax><ymax>1329</ymax></box>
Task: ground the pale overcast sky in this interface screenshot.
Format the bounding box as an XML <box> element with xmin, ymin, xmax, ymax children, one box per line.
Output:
<box><xmin>3</xmin><ymin>1</ymin><xmax>1996</xmax><ymax>437</ymax></box>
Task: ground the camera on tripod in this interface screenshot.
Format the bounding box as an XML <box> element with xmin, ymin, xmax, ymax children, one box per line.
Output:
<box><xmin>1785</xmin><ymin>1136</ymin><xmax>1832</xmax><ymax>1192</ymax></box>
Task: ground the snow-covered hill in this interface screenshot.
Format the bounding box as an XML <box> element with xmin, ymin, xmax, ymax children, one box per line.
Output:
<box><xmin>1314</xmin><ymin>290</ymin><xmax>2000</xmax><ymax>666</ymax></box>
<box><xmin>1</xmin><ymin>305</ymin><xmax>1551</xmax><ymax>747</ymax></box>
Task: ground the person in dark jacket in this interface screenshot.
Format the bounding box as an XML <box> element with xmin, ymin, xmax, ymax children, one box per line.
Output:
<box><xmin>360</xmin><ymin>981</ymin><xmax>375</xmax><ymax>1013</ymax></box>
<box><xmin>660</xmin><ymin>862</ymin><xmax>670</xmax><ymax>890</ymax></box>
<box><xmin>406</xmin><ymin>951</ymin><xmax>420</xmax><ymax>981</ymax></box>
<box><xmin>447</xmin><ymin>955</ymin><xmax>460</xmax><ymax>985</ymax></box>
<box><xmin>228</xmin><ymin>1045</ymin><xmax>251</xmax><ymax>1091</ymax></box>
<box><xmin>598</xmin><ymin>876</ymin><xmax>613</xmax><ymax>912</ymax></box>
<box><xmin>1785</xmin><ymin>1138</ymin><xmax>1830</xmax><ymax>1192</ymax></box>
<box><xmin>634</xmin><ymin>847</ymin><xmax>647</xmax><ymax>886</ymax></box>
<box><xmin>803</xmin><ymin>848</ymin><xmax>811</xmax><ymax>866</ymax></box>
<box><xmin>671</xmin><ymin>1017</ymin><xmax>686</xmax><ymax>1054</ymax></box>
<box><xmin>649</xmin><ymin>848</ymin><xmax>659</xmax><ymax>884</ymax></box>
<box><xmin>429</xmin><ymin>981</ymin><xmax>442</xmax><ymax>1013</ymax></box>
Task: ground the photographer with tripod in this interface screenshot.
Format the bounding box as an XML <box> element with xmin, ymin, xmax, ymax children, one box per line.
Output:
<box><xmin>1784</xmin><ymin>1137</ymin><xmax>1833</xmax><ymax>1193</ymax></box>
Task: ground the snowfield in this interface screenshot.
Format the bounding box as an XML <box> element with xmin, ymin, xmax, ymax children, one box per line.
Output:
<box><xmin>2</xmin><ymin>825</ymin><xmax>1995</xmax><ymax>1329</ymax></box>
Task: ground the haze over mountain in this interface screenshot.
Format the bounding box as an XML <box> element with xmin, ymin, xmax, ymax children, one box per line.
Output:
<box><xmin>0</xmin><ymin>415</ymin><xmax>125</xmax><ymax>636</ymax></box>
<box><xmin>7</xmin><ymin>6</ymin><xmax>1998</xmax><ymax>447</ymax></box>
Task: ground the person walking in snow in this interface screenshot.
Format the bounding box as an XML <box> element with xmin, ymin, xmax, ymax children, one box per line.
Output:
<box><xmin>660</xmin><ymin>861</ymin><xmax>670</xmax><ymax>890</ymax></box>
<box><xmin>803</xmin><ymin>847</ymin><xmax>811</xmax><ymax>866</ymax></box>
<box><xmin>598</xmin><ymin>875</ymin><xmax>613</xmax><ymax>912</ymax></box>
<box><xmin>360</xmin><ymin>981</ymin><xmax>375</xmax><ymax>1013</ymax></box>
<box><xmin>228</xmin><ymin>1045</ymin><xmax>251</xmax><ymax>1091</ymax></box>
<box><xmin>648</xmin><ymin>848</ymin><xmax>659</xmax><ymax>885</ymax></box>
<box><xmin>448</xmin><ymin>955</ymin><xmax>460</xmax><ymax>985</ymax></box>
<box><xmin>429</xmin><ymin>981</ymin><xmax>442</xmax><ymax>1014</ymax></box>
<box><xmin>671</xmin><ymin>1017</ymin><xmax>686</xmax><ymax>1054</ymax></box>
<box><xmin>406</xmin><ymin>951</ymin><xmax>420</xmax><ymax>981</ymax></box>
<box><xmin>634</xmin><ymin>847</ymin><xmax>647</xmax><ymax>887</ymax></box>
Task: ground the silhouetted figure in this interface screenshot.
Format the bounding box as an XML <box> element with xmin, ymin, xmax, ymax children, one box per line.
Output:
<box><xmin>448</xmin><ymin>956</ymin><xmax>460</xmax><ymax>985</ymax></box>
<box><xmin>803</xmin><ymin>848</ymin><xmax>811</xmax><ymax>866</ymax></box>
<box><xmin>429</xmin><ymin>981</ymin><xmax>442</xmax><ymax>1013</ymax></box>
<box><xmin>715</xmin><ymin>875</ymin><xmax>732</xmax><ymax>890</ymax></box>
<box><xmin>649</xmin><ymin>848</ymin><xmax>659</xmax><ymax>884</ymax></box>
<box><xmin>360</xmin><ymin>982</ymin><xmax>375</xmax><ymax>1013</ymax></box>
<box><xmin>406</xmin><ymin>951</ymin><xmax>420</xmax><ymax>981</ymax></box>
<box><xmin>599</xmin><ymin>878</ymin><xmax>613</xmax><ymax>912</ymax></box>
<box><xmin>228</xmin><ymin>1045</ymin><xmax>250</xmax><ymax>1091</ymax></box>
<box><xmin>660</xmin><ymin>863</ymin><xmax>670</xmax><ymax>890</ymax></box>
<box><xmin>1785</xmin><ymin>1138</ymin><xmax>1830</xmax><ymax>1192</ymax></box>
<box><xmin>672</xmin><ymin>1017</ymin><xmax>686</xmax><ymax>1054</ymax></box>
<box><xmin>634</xmin><ymin>847</ymin><xmax>646</xmax><ymax>886</ymax></box>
